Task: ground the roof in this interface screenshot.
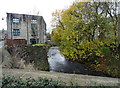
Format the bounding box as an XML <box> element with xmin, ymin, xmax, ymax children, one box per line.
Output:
<box><xmin>7</xmin><ymin>12</ymin><xmax>42</xmax><ymax>17</ymax></box>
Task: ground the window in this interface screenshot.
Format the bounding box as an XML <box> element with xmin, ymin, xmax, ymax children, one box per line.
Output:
<box><xmin>12</xmin><ymin>18</ymin><xmax>20</xmax><ymax>23</ymax></box>
<box><xmin>31</xmin><ymin>20</ymin><xmax>37</xmax><ymax>24</ymax></box>
<box><xmin>23</xmin><ymin>15</ymin><xmax>26</xmax><ymax>21</ymax></box>
<box><xmin>31</xmin><ymin>29</ymin><xmax>38</xmax><ymax>36</ymax></box>
<box><xmin>31</xmin><ymin>24</ymin><xmax>37</xmax><ymax>30</ymax></box>
<box><xmin>13</xmin><ymin>29</ymin><xmax>20</xmax><ymax>36</ymax></box>
<box><xmin>30</xmin><ymin>39</ymin><xmax>36</xmax><ymax>44</ymax></box>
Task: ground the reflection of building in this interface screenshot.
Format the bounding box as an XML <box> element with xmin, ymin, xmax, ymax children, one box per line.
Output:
<box><xmin>7</xmin><ymin>13</ymin><xmax>46</xmax><ymax>46</ymax></box>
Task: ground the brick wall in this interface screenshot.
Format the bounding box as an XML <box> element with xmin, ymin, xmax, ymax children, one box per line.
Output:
<box><xmin>6</xmin><ymin>39</ymin><xmax>27</xmax><ymax>46</ymax></box>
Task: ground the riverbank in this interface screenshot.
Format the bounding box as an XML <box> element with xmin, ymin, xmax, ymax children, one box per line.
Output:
<box><xmin>4</xmin><ymin>45</ymin><xmax>49</xmax><ymax>70</ymax></box>
<box><xmin>0</xmin><ymin>42</ymin><xmax>120</xmax><ymax>87</ymax></box>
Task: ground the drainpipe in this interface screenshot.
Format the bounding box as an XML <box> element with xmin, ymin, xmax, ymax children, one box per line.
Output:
<box><xmin>118</xmin><ymin>15</ymin><xmax>120</xmax><ymax>44</ymax></box>
<box><xmin>27</xmin><ymin>15</ymin><xmax>29</xmax><ymax>45</ymax></box>
<box><xmin>11</xmin><ymin>14</ymin><xmax>13</xmax><ymax>46</ymax></box>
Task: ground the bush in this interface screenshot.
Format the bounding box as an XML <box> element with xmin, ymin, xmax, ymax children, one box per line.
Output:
<box><xmin>2</xmin><ymin>75</ymin><xmax>116</xmax><ymax>87</ymax></box>
<box><xmin>32</xmin><ymin>44</ymin><xmax>45</xmax><ymax>46</ymax></box>
<box><xmin>2</xmin><ymin>75</ymin><xmax>67</xmax><ymax>88</ymax></box>
<box><xmin>90</xmin><ymin>45</ymin><xmax>120</xmax><ymax>78</ymax></box>
<box><xmin>100</xmin><ymin>47</ymin><xmax>111</xmax><ymax>58</ymax></box>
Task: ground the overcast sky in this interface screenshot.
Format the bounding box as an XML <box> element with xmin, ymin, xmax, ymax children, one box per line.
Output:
<box><xmin>0</xmin><ymin>0</ymin><xmax>74</xmax><ymax>32</ymax></box>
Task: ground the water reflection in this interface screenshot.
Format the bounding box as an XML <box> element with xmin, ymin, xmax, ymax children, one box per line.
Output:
<box><xmin>48</xmin><ymin>47</ymin><xmax>106</xmax><ymax>77</ymax></box>
<box><xmin>48</xmin><ymin>47</ymin><xmax>66</xmax><ymax>72</ymax></box>
<box><xmin>48</xmin><ymin>47</ymin><xmax>91</xmax><ymax>74</ymax></box>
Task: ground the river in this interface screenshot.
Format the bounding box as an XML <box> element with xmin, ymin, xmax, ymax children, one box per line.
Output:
<box><xmin>48</xmin><ymin>47</ymin><xmax>106</xmax><ymax>76</ymax></box>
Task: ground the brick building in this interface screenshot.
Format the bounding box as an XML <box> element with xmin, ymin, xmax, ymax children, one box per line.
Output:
<box><xmin>7</xmin><ymin>13</ymin><xmax>46</xmax><ymax>46</ymax></box>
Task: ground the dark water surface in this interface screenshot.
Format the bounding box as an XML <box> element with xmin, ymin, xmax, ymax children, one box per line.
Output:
<box><xmin>48</xmin><ymin>47</ymin><xmax>106</xmax><ymax>77</ymax></box>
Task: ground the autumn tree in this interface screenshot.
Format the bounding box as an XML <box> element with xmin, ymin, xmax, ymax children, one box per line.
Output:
<box><xmin>51</xmin><ymin>1</ymin><xmax>120</xmax><ymax>77</ymax></box>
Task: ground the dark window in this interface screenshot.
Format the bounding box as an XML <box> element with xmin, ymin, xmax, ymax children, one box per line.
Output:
<box><xmin>32</xmin><ymin>29</ymin><xmax>35</xmax><ymax>35</ymax></box>
<box><xmin>13</xmin><ymin>29</ymin><xmax>20</xmax><ymax>36</ymax></box>
<box><xmin>12</xmin><ymin>18</ymin><xmax>20</xmax><ymax>23</ymax></box>
<box><xmin>31</xmin><ymin>29</ymin><xmax>37</xmax><ymax>36</ymax></box>
<box><xmin>23</xmin><ymin>15</ymin><xmax>26</xmax><ymax>21</ymax></box>
<box><xmin>31</xmin><ymin>24</ymin><xmax>37</xmax><ymax>30</ymax></box>
<box><xmin>30</xmin><ymin>39</ymin><xmax>36</xmax><ymax>44</ymax></box>
<box><xmin>31</xmin><ymin>24</ymin><xmax>38</xmax><ymax>36</ymax></box>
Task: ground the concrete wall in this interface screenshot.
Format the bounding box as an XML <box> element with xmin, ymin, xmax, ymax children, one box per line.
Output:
<box><xmin>2</xmin><ymin>69</ymin><xmax>120</xmax><ymax>86</ymax></box>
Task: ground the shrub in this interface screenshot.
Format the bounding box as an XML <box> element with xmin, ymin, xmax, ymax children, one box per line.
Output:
<box><xmin>90</xmin><ymin>45</ymin><xmax>120</xmax><ymax>78</ymax></box>
<box><xmin>2</xmin><ymin>75</ymin><xmax>66</xmax><ymax>88</ymax></box>
<box><xmin>2</xmin><ymin>75</ymin><xmax>116</xmax><ymax>87</ymax></box>
<box><xmin>32</xmin><ymin>44</ymin><xmax>45</xmax><ymax>46</ymax></box>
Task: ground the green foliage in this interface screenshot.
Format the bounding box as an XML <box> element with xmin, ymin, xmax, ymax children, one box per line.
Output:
<box><xmin>2</xmin><ymin>75</ymin><xmax>115</xmax><ymax>87</ymax></box>
<box><xmin>51</xmin><ymin>1</ymin><xmax>115</xmax><ymax>61</ymax></box>
<box><xmin>103</xmin><ymin>66</ymin><xmax>120</xmax><ymax>77</ymax></box>
<box><xmin>2</xmin><ymin>75</ymin><xmax>67</xmax><ymax>88</ymax></box>
<box><xmin>102</xmin><ymin>46</ymin><xmax>120</xmax><ymax>77</ymax></box>
<box><xmin>51</xmin><ymin>1</ymin><xmax>120</xmax><ymax>77</ymax></box>
<box><xmin>32</xmin><ymin>44</ymin><xmax>45</xmax><ymax>46</ymax></box>
<box><xmin>100</xmin><ymin>47</ymin><xmax>111</xmax><ymax>58</ymax></box>
<box><xmin>32</xmin><ymin>44</ymin><xmax>51</xmax><ymax>51</ymax></box>
<box><xmin>41</xmin><ymin>66</ymin><xmax>50</xmax><ymax>71</ymax></box>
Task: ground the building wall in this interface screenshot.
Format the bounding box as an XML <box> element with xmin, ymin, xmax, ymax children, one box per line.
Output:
<box><xmin>7</xmin><ymin>13</ymin><xmax>28</xmax><ymax>41</ymax></box>
<box><xmin>39</xmin><ymin>17</ymin><xmax>46</xmax><ymax>44</ymax></box>
<box><xmin>7</xmin><ymin>13</ymin><xmax>46</xmax><ymax>45</ymax></box>
<box><xmin>27</xmin><ymin>15</ymin><xmax>41</xmax><ymax>44</ymax></box>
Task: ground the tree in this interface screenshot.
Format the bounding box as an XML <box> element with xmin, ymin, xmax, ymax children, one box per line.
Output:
<box><xmin>52</xmin><ymin>1</ymin><xmax>112</xmax><ymax>59</ymax></box>
<box><xmin>51</xmin><ymin>1</ymin><xmax>120</xmax><ymax>77</ymax></box>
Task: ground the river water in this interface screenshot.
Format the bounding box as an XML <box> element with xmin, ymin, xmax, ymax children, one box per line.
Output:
<box><xmin>48</xmin><ymin>47</ymin><xmax>106</xmax><ymax>76</ymax></box>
